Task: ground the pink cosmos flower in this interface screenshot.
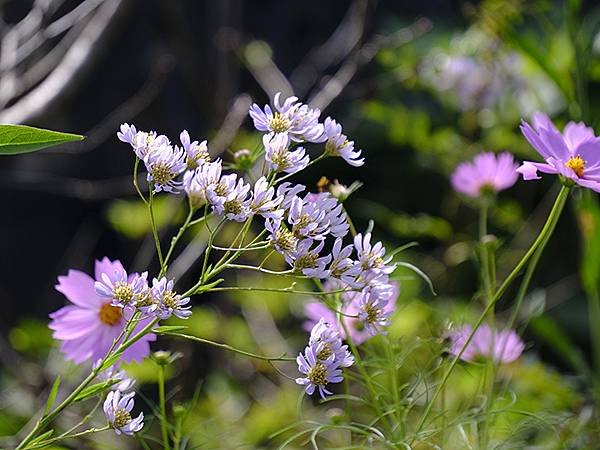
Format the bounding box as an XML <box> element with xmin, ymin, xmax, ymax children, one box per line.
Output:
<box><xmin>448</xmin><ymin>324</ymin><xmax>524</xmax><ymax>364</ymax></box>
<box><xmin>451</xmin><ymin>152</ymin><xmax>519</xmax><ymax>198</ymax></box>
<box><xmin>517</xmin><ymin>112</ymin><xmax>600</xmax><ymax>192</ymax></box>
<box><xmin>49</xmin><ymin>258</ymin><xmax>156</xmax><ymax>364</ymax></box>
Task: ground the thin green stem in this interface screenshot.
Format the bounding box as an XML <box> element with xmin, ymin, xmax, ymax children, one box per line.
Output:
<box><xmin>26</xmin><ymin>426</ymin><xmax>110</xmax><ymax>449</ymax></box>
<box><xmin>148</xmin><ymin>185</ymin><xmax>165</xmax><ymax>271</ymax></box>
<box><xmin>161</xmin><ymin>202</ymin><xmax>195</xmax><ymax>276</ymax></box>
<box><xmin>161</xmin><ymin>331</ymin><xmax>295</xmax><ymax>361</ymax></box>
<box><xmin>413</xmin><ymin>185</ymin><xmax>569</xmax><ymax>441</ymax></box>
<box><xmin>133</xmin><ymin>158</ymin><xmax>148</xmax><ymax>205</ymax></box>
<box><xmin>158</xmin><ymin>365</ymin><xmax>170</xmax><ymax>450</ymax></box>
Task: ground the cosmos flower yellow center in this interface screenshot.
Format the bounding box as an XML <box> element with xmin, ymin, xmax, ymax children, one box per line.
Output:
<box><xmin>307</xmin><ymin>362</ymin><xmax>327</xmax><ymax>385</ymax></box>
<box><xmin>268</xmin><ymin>112</ymin><xmax>291</xmax><ymax>133</ymax></box>
<box><xmin>565</xmin><ymin>155</ymin><xmax>586</xmax><ymax>177</ymax></box>
<box><xmin>113</xmin><ymin>408</ymin><xmax>132</xmax><ymax>428</ymax></box>
<box><xmin>99</xmin><ymin>303</ymin><xmax>123</xmax><ymax>326</ymax></box>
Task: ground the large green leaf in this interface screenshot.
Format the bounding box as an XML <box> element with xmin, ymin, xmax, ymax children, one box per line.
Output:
<box><xmin>0</xmin><ymin>124</ymin><xmax>83</xmax><ymax>155</ymax></box>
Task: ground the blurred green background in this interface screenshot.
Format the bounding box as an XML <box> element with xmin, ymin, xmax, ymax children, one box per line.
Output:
<box><xmin>3</xmin><ymin>0</ymin><xmax>600</xmax><ymax>447</ymax></box>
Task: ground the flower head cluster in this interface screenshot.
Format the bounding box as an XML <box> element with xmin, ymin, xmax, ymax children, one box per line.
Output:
<box><xmin>304</xmin><ymin>280</ymin><xmax>400</xmax><ymax>345</ymax></box>
<box><xmin>49</xmin><ymin>256</ymin><xmax>195</xmax><ymax>365</ymax></box>
<box><xmin>517</xmin><ymin>112</ymin><xmax>600</xmax><ymax>192</ymax></box>
<box><xmin>118</xmin><ymin>124</ymin><xmax>205</xmax><ymax>193</ymax></box>
<box><xmin>49</xmin><ymin>258</ymin><xmax>156</xmax><ymax>364</ymax></box>
<box><xmin>322</xmin><ymin>117</ymin><xmax>364</xmax><ymax>167</ymax></box>
<box><xmin>296</xmin><ymin>319</ymin><xmax>354</xmax><ymax>398</ymax></box>
<box><xmin>104</xmin><ymin>390</ymin><xmax>144</xmax><ymax>435</ymax></box>
<box><xmin>249</xmin><ymin>92</ymin><xmax>325</xmax><ymax>143</ymax></box>
<box><xmin>451</xmin><ymin>152</ymin><xmax>519</xmax><ymax>198</ymax></box>
<box><xmin>97</xmin><ymin>364</ymin><xmax>136</xmax><ymax>393</ymax></box>
<box><xmin>448</xmin><ymin>324</ymin><xmax>525</xmax><ymax>364</ymax></box>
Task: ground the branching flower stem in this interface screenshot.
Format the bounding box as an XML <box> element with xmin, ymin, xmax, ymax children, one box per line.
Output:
<box><xmin>413</xmin><ymin>185</ymin><xmax>569</xmax><ymax>441</ymax></box>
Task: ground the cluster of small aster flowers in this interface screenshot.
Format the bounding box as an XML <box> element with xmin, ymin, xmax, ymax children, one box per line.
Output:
<box><xmin>296</xmin><ymin>318</ymin><xmax>354</xmax><ymax>398</ymax></box>
<box><xmin>96</xmin><ymin>363</ymin><xmax>144</xmax><ymax>435</ymax></box>
<box><xmin>103</xmin><ymin>390</ymin><xmax>144</xmax><ymax>436</ymax></box>
<box><xmin>49</xmin><ymin>257</ymin><xmax>190</xmax><ymax>365</ymax></box>
<box><xmin>250</xmin><ymin>92</ymin><xmax>364</xmax><ymax>169</ymax></box>
<box><xmin>94</xmin><ymin>263</ymin><xmax>191</xmax><ymax>320</ymax></box>
<box><xmin>118</xmin><ymin>125</ymin><xmax>209</xmax><ymax>193</ymax></box>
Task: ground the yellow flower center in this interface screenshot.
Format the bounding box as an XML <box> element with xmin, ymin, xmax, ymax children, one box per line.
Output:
<box><xmin>307</xmin><ymin>362</ymin><xmax>327</xmax><ymax>385</ymax></box>
<box><xmin>363</xmin><ymin>303</ymin><xmax>380</xmax><ymax>324</ymax></box>
<box><xmin>113</xmin><ymin>282</ymin><xmax>133</xmax><ymax>304</ymax></box>
<box><xmin>317</xmin><ymin>343</ymin><xmax>333</xmax><ymax>360</ymax></box>
<box><xmin>99</xmin><ymin>303</ymin><xmax>122</xmax><ymax>326</ymax></box>
<box><xmin>162</xmin><ymin>291</ymin><xmax>178</xmax><ymax>309</ymax></box>
<box><xmin>268</xmin><ymin>112</ymin><xmax>290</xmax><ymax>133</ymax></box>
<box><xmin>275</xmin><ymin>227</ymin><xmax>297</xmax><ymax>252</ymax></box>
<box><xmin>113</xmin><ymin>408</ymin><xmax>132</xmax><ymax>428</ymax></box>
<box><xmin>566</xmin><ymin>155</ymin><xmax>586</xmax><ymax>177</ymax></box>
<box><xmin>151</xmin><ymin>163</ymin><xmax>175</xmax><ymax>185</ymax></box>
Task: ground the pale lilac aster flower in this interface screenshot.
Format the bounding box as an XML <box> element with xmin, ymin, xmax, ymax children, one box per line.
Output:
<box><xmin>296</xmin><ymin>344</ymin><xmax>343</xmax><ymax>399</ymax></box>
<box><xmin>263</xmin><ymin>132</ymin><xmax>309</xmax><ymax>174</ymax></box>
<box><xmin>322</xmin><ymin>117</ymin><xmax>364</xmax><ymax>167</ymax></box>
<box><xmin>448</xmin><ymin>324</ymin><xmax>524</xmax><ymax>363</ymax></box>
<box><xmin>288</xmin><ymin>193</ymin><xmax>349</xmax><ymax>240</ymax></box>
<box><xmin>49</xmin><ymin>258</ymin><xmax>156</xmax><ymax>364</ymax></box>
<box><xmin>451</xmin><ymin>152</ymin><xmax>519</xmax><ymax>198</ymax></box>
<box><xmin>517</xmin><ymin>112</ymin><xmax>600</xmax><ymax>192</ymax></box>
<box><xmin>324</xmin><ymin>238</ymin><xmax>363</xmax><ymax>287</ymax></box>
<box><xmin>182</xmin><ymin>169</ymin><xmax>207</xmax><ymax>209</ymax></box>
<box><xmin>265</xmin><ymin>218</ymin><xmax>298</xmax><ymax>255</ymax></box>
<box><xmin>304</xmin><ymin>280</ymin><xmax>400</xmax><ymax>345</ymax></box>
<box><xmin>276</xmin><ymin>182</ymin><xmax>306</xmax><ymax>210</ymax></box>
<box><xmin>356</xmin><ymin>286</ymin><xmax>392</xmax><ymax>336</ymax></box>
<box><xmin>97</xmin><ymin>363</ymin><xmax>136</xmax><ymax>392</ymax></box>
<box><xmin>94</xmin><ymin>267</ymin><xmax>148</xmax><ymax>308</ymax></box>
<box><xmin>185</xmin><ymin>159</ymin><xmax>223</xmax><ymax>208</ymax></box>
<box><xmin>103</xmin><ymin>390</ymin><xmax>144</xmax><ymax>436</ymax></box>
<box><xmin>249</xmin><ymin>92</ymin><xmax>325</xmax><ymax>143</ymax></box>
<box><xmin>117</xmin><ymin>123</ymin><xmax>170</xmax><ymax>159</ymax></box>
<box><xmin>309</xmin><ymin>318</ymin><xmax>354</xmax><ymax>368</ymax></box>
<box><xmin>249</xmin><ymin>176</ymin><xmax>284</xmax><ymax>219</ymax></box>
<box><xmin>179</xmin><ymin>130</ymin><xmax>210</xmax><ymax>169</ymax></box>
<box><xmin>285</xmin><ymin>239</ymin><xmax>331</xmax><ymax>277</ymax></box>
<box><xmin>150</xmin><ymin>277</ymin><xmax>192</xmax><ymax>320</ymax></box>
<box><xmin>208</xmin><ymin>173</ymin><xmax>251</xmax><ymax>222</ymax></box>
<box><xmin>353</xmin><ymin>233</ymin><xmax>396</xmax><ymax>276</ymax></box>
<box><xmin>143</xmin><ymin>143</ymin><xmax>186</xmax><ymax>193</ymax></box>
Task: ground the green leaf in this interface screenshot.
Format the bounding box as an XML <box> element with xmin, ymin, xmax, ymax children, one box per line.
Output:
<box><xmin>154</xmin><ymin>325</ymin><xmax>188</xmax><ymax>334</ymax></box>
<box><xmin>0</xmin><ymin>124</ymin><xmax>83</xmax><ymax>155</ymax></box>
<box><xmin>43</xmin><ymin>376</ymin><xmax>61</xmax><ymax>416</ymax></box>
<box><xmin>74</xmin><ymin>381</ymin><xmax>116</xmax><ymax>402</ymax></box>
<box><xmin>28</xmin><ymin>429</ymin><xmax>54</xmax><ymax>446</ymax></box>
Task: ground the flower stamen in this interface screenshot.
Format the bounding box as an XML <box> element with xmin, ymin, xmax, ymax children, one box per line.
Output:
<box><xmin>566</xmin><ymin>155</ymin><xmax>586</xmax><ymax>177</ymax></box>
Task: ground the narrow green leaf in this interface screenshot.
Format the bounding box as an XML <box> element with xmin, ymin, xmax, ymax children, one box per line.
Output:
<box><xmin>154</xmin><ymin>325</ymin><xmax>188</xmax><ymax>334</ymax></box>
<box><xmin>0</xmin><ymin>124</ymin><xmax>83</xmax><ymax>155</ymax></box>
<box><xmin>396</xmin><ymin>261</ymin><xmax>436</xmax><ymax>295</ymax></box>
<box><xmin>28</xmin><ymin>429</ymin><xmax>54</xmax><ymax>446</ymax></box>
<box><xmin>74</xmin><ymin>380</ymin><xmax>116</xmax><ymax>402</ymax></box>
<box><xmin>43</xmin><ymin>376</ymin><xmax>61</xmax><ymax>416</ymax></box>
<box><xmin>98</xmin><ymin>352</ymin><xmax>124</xmax><ymax>371</ymax></box>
